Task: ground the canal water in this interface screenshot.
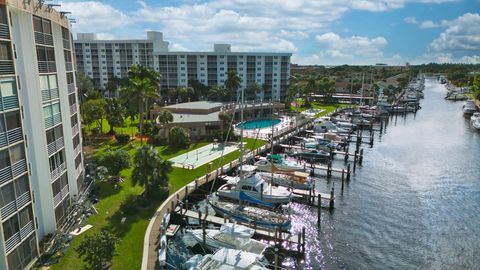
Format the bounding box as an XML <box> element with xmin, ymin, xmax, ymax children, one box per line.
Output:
<box><xmin>296</xmin><ymin>79</ymin><xmax>480</xmax><ymax>269</ymax></box>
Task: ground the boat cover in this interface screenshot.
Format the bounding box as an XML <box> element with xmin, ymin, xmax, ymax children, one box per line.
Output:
<box><xmin>239</xmin><ymin>191</ymin><xmax>275</xmax><ymax>208</ymax></box>
<box><xmin>219</xmin><ymin>223</ymin><xmax>255</xmax><ymax>238</ymax></box>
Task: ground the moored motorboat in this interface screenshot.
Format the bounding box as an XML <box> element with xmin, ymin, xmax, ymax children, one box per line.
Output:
<box><xmin>217</xmin><ymin>166</ymin><xmax>292</xmax><ymax>205</ymax></box>
<box><xmin>463</xmin><ymin>100</ymin><xmax>477</xmax><ymax>115</ymax></box>
<box><xmin>257</xmin><ymin>170</ymin><xmax>313</xmax><ymax>190</ymax></box>
<box><xmin>185</xmin><ymin>223</ymin><xmax>269</xmax><ymax>255</ymax></box>
<box><xmin>254</xmin><ymin>155</ymin><xmax>308</xmax><ymax>173</ymax></box>
<box><xmin>209</xmin><ymin>197</ymin><xmax>291</xmax><ymax>231</ymax></box>
<box><xmin>191</xmin><ymin>248</ymin><xmax>269</xmax><ymax>270</ymax></box>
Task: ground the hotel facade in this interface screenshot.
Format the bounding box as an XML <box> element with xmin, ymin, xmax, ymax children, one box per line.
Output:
<box><xmin>74</xmin><ymin>31</ymin><xmax>292</xmax><ymax>101</ymax></box>
<box><xmin>0</xmin><ymin>1</ymin><xmax>84</xmax><ymax>269</ymax></box>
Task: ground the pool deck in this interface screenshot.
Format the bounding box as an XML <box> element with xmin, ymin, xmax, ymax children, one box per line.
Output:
<box><xmin>236</xmin><ymin>116</ymin><xmax>296</xmax><ymax>140</ymax></box>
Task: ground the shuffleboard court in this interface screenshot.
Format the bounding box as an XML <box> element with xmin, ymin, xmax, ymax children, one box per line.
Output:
<box><xmin>169</xmin><ymin>143</ymin><xmax>240</xmax><ymax>169</ymax></box>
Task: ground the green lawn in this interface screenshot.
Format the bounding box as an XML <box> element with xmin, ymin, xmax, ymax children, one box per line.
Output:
<box><xmin>48</xmin><ymin>137</ymin><xmax>266</xmax><ymax>270</ymax></box>
<box><xmin>85</xmin><ymin>117</ymin><xmax>140</xmax><ymax>137</ymax></box>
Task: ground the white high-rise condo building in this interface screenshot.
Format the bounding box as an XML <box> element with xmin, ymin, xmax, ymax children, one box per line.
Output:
<box><xmin>74</xmin><ymin>31</ymin><xmax>292</xmax><ymax>101</ymax></box>
<box><xmin>0</xmin><ymin>1</ymin><xmax>84</xmax><ymax>269</ymax></box>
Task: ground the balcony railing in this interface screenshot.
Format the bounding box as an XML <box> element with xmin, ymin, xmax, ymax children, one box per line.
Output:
<box><xmin>76</xmin><ymin>164</ymin><xmax>83</xmax><ymax>176</ymax></box>
<box><xmin>74</xmin><ymin>144</ymin><xmax>81</xmax><ymax>157</ymax></box>
<box><xmin>0</xmin><ymin>23</ymin><xmax>10</xmax><ymax>39</ymax></box>
<box><xmin>0</xmin><ymin>60</ymin><xmax>14</xmax><ymax>75</ymax></box>
<box><xmin>50</xmin><ymin>162</ymin><xmax>66</xmax><ymax>181</ymax></box>
<box><xmin>34</xmin><ymin>31</ymin><xmax>54</xmax><ymax>46</ymax></box>
<box><xmin>42</xmin><ymin>88</ymin><xmax>59</xmax><ymax>103</ymax></box>
<box><xmin>11</xmin><ymin>159</ymin><xmax>27</xmax><ymax>178</ymax></box>
<box><xmin>19</xmin><ymin>220</ymin><xmax>34</xmax><ymax>240</ymax></box>
<box><xmin>45</xmin><ymin>113</ymin><xmax>62</xmax><ymax>129</ymax></box>
<box><xmin>69</xmin><ymin>104</ymin><xmax>77</xmax><ymax>115</ymax></box>
<box><xmin>1</xmin><ymin>95</ymin><xmax>19</xmax><ymax>111</ymax></box>
<box><xmin>5</xmin><ymin>232</ymin><xmax>20</xmax><ymax>253</ymax></box>
<box><xmin>16</xmin><ymin>192</ymin><xmax>31</xmax><ymax>210</ymax></box>
<box><xmin>72</xmin><ymin>123</ymin><xmax>79</xmax><ymax>136</ymax></box>
<box><xmin>54</xmin><ymin>184</ymin><xmax>69</xmax><ymax>207</ymax></box>
<box><xmin>67</xmin><ymin>83</ymin><xmax>75</xmax><ymax>94</ymax></box>
<box><xmin>0</xmin><ymin>165</ymin><xmax>12</xmax><ymax>186</ymax></box>
<box><xmin>1</xmin><ymin>200</ymin><xmax>16</xmax><ymax>220</ymax></box>
<box><xmin>7</xmin><ymin>127</ymin><xmax>23</xmax><ymax>145</ymax></box>
<box><xmin>38</xmin><ymin>61</ymin><xmax>57</xmax><ymax>73</ymax></box>
<box><xmin>48</xmin><ymin>137</ymin><xmax>64</xmax><ymax>156</ymax></box>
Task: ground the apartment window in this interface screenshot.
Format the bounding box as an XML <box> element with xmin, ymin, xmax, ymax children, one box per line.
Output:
<box><xmin>49</xmin><ymin>150</ymin><xmax>65</xmax><ymax>172</ymax></box>
<box><xmin>220</xmin><ymin>62</ymin><xmax>224</xmax><ymax>65</ymax></box>
<box><xmin>0</xmin><ymin>41</ymin><xmax>12</xmax><ymax>61</ymax></box>
<box><xmin>9</xmin><ymin>144</ymin><xmax>25</xmax><ymax>165</ymax></box>
<box><xmin>239</xmin><ymin>68</ymin><xmax>244</xmax><ymax>71</ymax></box>
<box><xmin>220</xmin><ymin>56</ymin><xmax>224</xmax><ymax>59</ymax></box>
<box><xmin>14</xmin><ymin>176</ymin><xmax>29</xmax><ymax>197</ymax></box>
<box><xmin>257</xmin><ymin>73</ymin><xmax>261</xmax><ymax>76</ymax></box>
<box><xmin>52</xmin><ymin>173</ymin><xmax>68</xmax><ymax>197</ymax></box>
<box><xmin>5</xmin><ymin>111</ymin><xmax>21</xmax><ymax>131</ymax></box>
<box><xmin>180</xmin><ymin>61</ymin><xmax>185</xmax><ymax>65</ymax></box>
<box><xmin>46</xmin><ymin>125</ymin><xmax>63</xmax><ymax>145</ymax></box>
<box><xmin>71</xmin><ymin>115</ymin><xmax>78</xmax><ymax>127</ymax></box>
<box><xmin>220</xmin><ymin>67</ymin><xmax>224</xmax><ymax>71</ymax></box>
<box><xmin>33</xmin><ymin>15</ymin><xmax>52</xmax><ymax>34</ymax></box>
<box><xmin>73</xmin><ymin>134</ymin><xmax>80</xmax><ymax>149</ymax></box>
<box><xmin>3</xmin><ymin>215</ymin><xmax>19</xmax><ymax>240</ymax></box>
<box><xmin>36</xmin><ymin>46</ymin><xmax>55</xmax><ymax>62</ymax></box>
<box><xmin>0</xmin><ymin>182</ymin><xmax>15</xmax><ymax>208</ymax></box>
<box><xmin>200</xmin><ymin>67</ymin><xmax>205</xmax><ymax>71</ymax></box>
<box><xmin>0</xmin><ymin>6</ymin><xmax>7</xmax><ymax>25</ymax></box>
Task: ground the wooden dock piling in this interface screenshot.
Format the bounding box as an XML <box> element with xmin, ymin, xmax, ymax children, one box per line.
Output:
<box><xmin>347</xmin><ymin>164</ymin><xmax>351</xmax><ymax>181</ymax></box>
<box><xmin>301</xmin><ymin>227</ymin><xmax>306</xmax><ymax>253</ymax></box>
<box><xmin>341</xmin><ymin>170</ymin><xmax>345</xmax><ymax>192</ymax></box>
<box><xmin>329</xmin><ymin>188</ymin><xmax>335</xmax><ymax>209</ymax></box>
<box><xmin>359</xmin><ymin>149</ymin><xmax>364</xmax><ymax>165</ymax></box>
<box><xmin>317</xmin><ymin>194</ymin><xmax>321</xmax><ymax>226</ymax></box>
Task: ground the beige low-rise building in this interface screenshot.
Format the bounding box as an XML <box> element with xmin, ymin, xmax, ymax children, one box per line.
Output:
<box><xmin>153</xmin><ymin>101</ymin><xmax>284</xmax><ymax>140</ymax></box>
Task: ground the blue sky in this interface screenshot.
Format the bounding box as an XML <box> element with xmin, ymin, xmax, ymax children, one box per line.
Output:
<box><xmin>59</xmin><ymin>0</ymin><xmax>480</xmax><ymax>65</ymax></box>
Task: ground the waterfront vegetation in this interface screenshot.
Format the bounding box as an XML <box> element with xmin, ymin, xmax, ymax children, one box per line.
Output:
<box><xmin>49</xmin><ymin>137</ymin><xmax>266</xmax><ymax>270</ymax></box>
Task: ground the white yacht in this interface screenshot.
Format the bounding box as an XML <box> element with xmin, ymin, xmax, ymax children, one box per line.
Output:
<box><xmin>463</xmin><ymin>100</ymin><xmax>477</xmax><ymax>115</ymax></box>
<box><xmin>185</xmin><ymin>223</ymin><xmax>269</xmax><ymax>255</ymax></box>
<box><xmin>470</xmin><ymin>112</ymin><xmax>480</xmax><ymax>124</ymax></box>
<box><xmin>313</xmin><ymin>120</ymin><xmax>349</xmax><ymax>134</ymax></box>
<box><xmin>257</xmin><ymin>171</ymin><xmax>313</xmax><ymax>190</ymax></box>
<box><xmin>191</xmin><ymin>248</ymin><xmax>269</xmax><ymax>270</ymax></box>
<box><xmin>254</xmin><ymin>155</ymin><xmax>308</xmax><ymax>173</ymax></box>
<box><xmin>217</xmin><ymin>166</ymin><xmax>292</xmax><ymax>205</ymax></box>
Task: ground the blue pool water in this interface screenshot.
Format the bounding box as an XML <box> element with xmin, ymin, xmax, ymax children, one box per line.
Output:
<box><xmin>237</xmin><ymin>118</ymin><xmax>281</xmax><ymax>129</ymax></box>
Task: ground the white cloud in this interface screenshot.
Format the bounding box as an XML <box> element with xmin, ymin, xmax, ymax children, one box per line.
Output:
<box><xmin>459</xmin><ymin>55</ymin><xmax>480</xmax><ymax>64</ymax></box>
<box><xmin>59</xmin><ymin>1</ymin><xmax>131</xmax><ymax>32</ymax></box>
<box><xmin>315</xmin><ymin>32</ymin><xmax>388</xmax><ymax>60</ymax></box>
<box><xmin>429</xmin><ymin>13</ymin><xmax>480</xmax><ymax>52</ymax></box>
<box><xmin>404</xmin><ymin>16</ymin><xmax>418</xmax><ymax>24</ymax></box>
<box><xmin>419</xmin><ymin>20</ymin><xmax>439</xmax><ymax>28</ymax></box>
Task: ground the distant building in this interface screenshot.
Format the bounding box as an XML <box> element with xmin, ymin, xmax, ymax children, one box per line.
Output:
<box><xmin>74</xmin><ymin>31</ymin><xmax>292</xmax><ymax>101</ymax></box>
<box><xmin>0</xmin><ymin>1</ymin><xmax>84</xmax><ymax>269</ymax></box>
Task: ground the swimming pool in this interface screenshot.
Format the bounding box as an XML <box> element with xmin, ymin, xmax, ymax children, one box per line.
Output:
<box><xmin>236</xmin><ymin>118</ymin><xmax>281</xmax><ymax>130</ymax></box>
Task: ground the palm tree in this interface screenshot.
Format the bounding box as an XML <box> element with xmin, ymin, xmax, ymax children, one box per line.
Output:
<box><xmin>132</xmin><ymin>145</ymin><xmax>172</xmax><ymax>196</ymax></box>
<box><xmin>120</xmin><ymin>77</ymin><xmax>159</xmax><ymax>144</ymax></box>
<box><xmin>225</xmin><ymin>70</ymin><xmax>242</xmax><ymax>101</ymax></box>
<box><xmin>305</xmin><ymin>76</ymin><xmax>317</xmax><ymax>106</ymax></box>
<box><xmin>208</xmin><ymin>85</ymin><xmax>228</xmax><ymax>101</ymax></box>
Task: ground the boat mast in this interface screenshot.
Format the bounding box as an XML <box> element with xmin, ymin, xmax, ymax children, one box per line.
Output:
<box><xmin>270</xmin><ymin>99</ymin><xmax>275</xmax><ymax>196</ymax></box>
<box><xmin>239</xmin><ymin>88</ymin><xmax>245</xmax><ymax>181</ymax></box>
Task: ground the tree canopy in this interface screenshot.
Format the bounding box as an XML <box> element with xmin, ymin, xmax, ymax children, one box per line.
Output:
<box><xmin>75</xmin><ymin>231</ymin><xmax>120</xmax><ymax>270</ymax></box>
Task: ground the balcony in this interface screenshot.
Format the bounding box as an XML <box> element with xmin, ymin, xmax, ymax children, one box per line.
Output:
<box><xmin>63</xmin><ymin>39</ymin><xmax>71</xmax><ymax>50</ymax></box>
<box><xmin>5</xmin><ymin>232</ymin><xmax>20</xmax><ymax>253</ymax></box>
<box><xmin>54</xmin><ymin>184</ymin><xmax>69</xmax><ymax>207</ymax></box>
<box><xmin>50</xmin><ymin>162</ymin><xmax>66</xmax><ymax>181</ymax></box>
<box><xmin>76</xmin><ymin>163</ymin><xmax>83</xmax><ymax>176</ymax></box>
<box><xmin>19</xmin><ymin>220</ymin><xmax>34</xmax><ymax>240</ymax></box>
<box><xmin>45</xmin><ymin>113</ymin><xmax>62</xmax><ymax>129</ymax></box>
<box><xmin>0</xmin><ymin>165</ymin><xmax>12</xmax><ymax>186</ymax></box>
<box><xmin>34</xmin><ymin>31</ymin><xmax>54</xmax><ymax>46</ymax></box>
<box><xmin>73</xmin><ymin>145</ymin><xmax>81</xmax><ymax>157</ymax></box>
<box><xmin>0</xmin><ymin>23</ymin><xmax>10</xmax><ymax>39</ymax></box>
<box><xmin>1</xmin><ymin>200</ymin><xmax>16</xmax><ymax>220</ymax></box>
<box><xmin>11</xmin><ymin>159</ymin><xmax>27</xmax><ymax>178</ymax></box>
<box><xmin>67</xmin><ymin>83</ymin><xmax>76</xmax><ymax>94</ymax></box>
<box><xmin>65</xmin><ymin>62</ymin><xmax>73</xmax><ymax>71</ymax></box>
<box><xmin>69</xmin><ymin>104</ymin><xmax>77</xmax><ymax>115</ymax></box>
<box><xmin>16</xmin><ymin>192</ymin><xmax>31</xmax><ymax>210</ymax></box>
<box><xmin>47</xmin><ymin>137</ymin><xmax>64</xmax><ymax>156</ymax></box>
<box><xmin>0</xmin><ymin>60</ymin><xmax>14</xmax><ymax>75</ymax></box>
<box><xmin>38</xmin><ymin>61</ymin><xmax>57</xmax><ymax>73</ymax></box>
<box><xmin>72</xmin><ymin>123</ymin><xmax>79</xmax><ymax>136</ymax></box>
